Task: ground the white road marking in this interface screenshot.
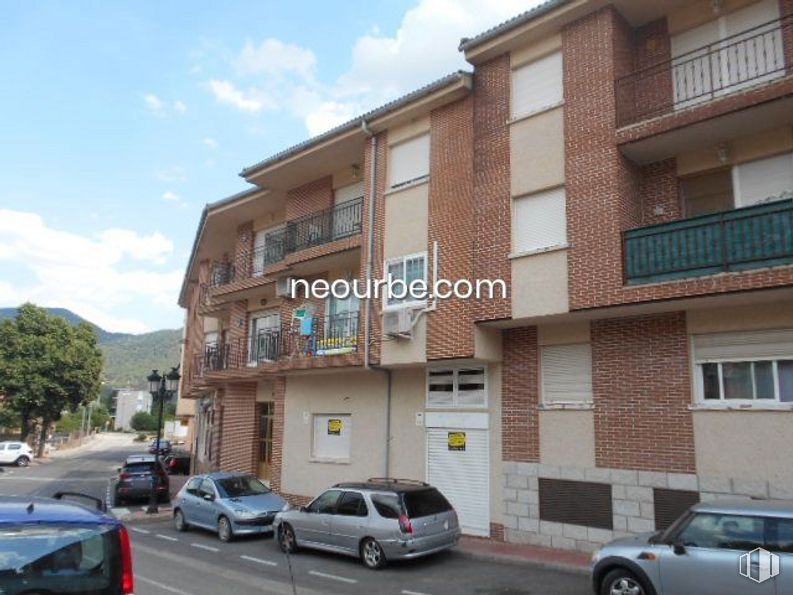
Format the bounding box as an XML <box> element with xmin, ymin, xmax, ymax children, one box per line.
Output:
<box><xmin>130</xmin><ymin>527</ymin><xmax>151</xmax><ymax>534</ymax></box>
<box><xmin>156</xmin><ymin>533</ymin><xmax>179</xmax><ymax>542</ymax></box>
<box><xmin>308</xmin><ymin>570</ymin><xmax>357</xmax><ymax>584</ymax></box>
<box><xmin>403</xmin><ymin>591</ymin><xmax>434</xmax><ymax>595</ymax></box>
<box><xmin>240</xmin><ymin>554</ymin><xmax>277</xmax><ymax>567</ymax></box>
<box><xmin>136</xmin><ymin>575</ymin><xmax>196</xmax><ymax>595</ymax></box>
<box><xmin>191</xmin><ymin>542</ymin><xmax>219</xmax><ymax>552</ymax></box>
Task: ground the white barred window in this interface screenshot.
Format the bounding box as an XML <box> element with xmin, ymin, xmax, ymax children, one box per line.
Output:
<box><xmin>427</xmin><ymin>367</ymin><xmax>486</xmax><ymax>408</ymax></box>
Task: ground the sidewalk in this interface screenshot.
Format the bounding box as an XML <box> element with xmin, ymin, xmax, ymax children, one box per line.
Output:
<box><xmin>111</xmin><ymin>474</ymin><xmax>190</xmax><ymax>523</ymax></box>
<box><xmin>458</xmin><ymin>536</ymin><xmax>591</xmax><ymax>574</ymax></box>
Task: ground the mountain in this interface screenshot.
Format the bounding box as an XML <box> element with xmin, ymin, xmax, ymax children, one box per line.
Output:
<box><xmin>0</xmin><ymin>306</ymin><xmax>182</xmax><ymax>390</ymax></box>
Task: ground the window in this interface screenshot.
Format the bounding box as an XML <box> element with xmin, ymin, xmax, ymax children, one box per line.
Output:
<box><xmin>216</xmin><ymin>475</ymin><xmax>270</xmax><ymax>498</ymax></box>
<box><xmin>540</xmin><ymin>343</ymin><xmax>593</xmax><ymax>405</ymax></box>
<box><xmin>538</xmin><ymin>478</ymin><xmax>613</xmax><ymax>530</ymax></box>
<box><xmin>336</xmin><ymin>492</ymin><xmax>368</xmax><ymax>517</ymax></box>
<box><xmin>693</xmin><ymin>330</ymin><xmax>793</xmax><ymax>403</ymax></box>
<box><xmin>388</xmin><ymin>133</ymin><xmax>430</xmax><ymax>189</ymax></box>
<box><xmin>257</xmin><ymin>402</ymin><xmax>274</xmax><ymax>465</ymax></box>
<box><xmin>333</xmin><ymin>181</ymin><xmax>364</xmax><ymax>239</ymax></box>
<box><xmin>427</xmin><ymin>367</ymin><xmax>486</xmax><ymax>408</ymax></box>
<box><xmin>385</xmin><ymin>252</ymin><xmax>427</xmax><ymax>308</ymax></box>
<box><xmin>676</xmin><ymin>513</ymin><xmax>765</xmax><ymax>550</ymax></box>
<box><xmin>248</xmin><ymin>310</ymin><xmax>280</xmax><ymax>364</ymax></box>
<box><xmin>770</xmin><ymin>518</ymin><xmax>793</xmax><ymax>553</ymax></box>
<box><xmin>311</xmin><ymin>414</ymin><xmax>351</xmax><ymax>461</ymax></box>
<box><xmin>511</xmin><ymin>51</ymin><xmax>563</xmax><ymax>119</ymax></box>
<box><xmin>326</xmin><ymin>294</ymin><xmax>359</xmax><ymax>340</ymax></box>
<box><xmin>653</xmin><ymin>488</ymin><xmax>700</xmax><ymax>531</ymax></box>
<box><xmin>198</xmin><ymin>479</ymin><xmax>216</xmax><ymax>499</ymax></box>
<box><xmin>371</xmin><ymin>494</ymin><xmax>402</xmax><ymax>519</ymax></box>
<box><xmin>308</xmin><ymin>489</ymin><xmax>342</xmax><ymax>514</ymax></box>
<box><xmin>512</xmin><ymin>187</ymin><xmax>566</xmax><ymax>255</ymax></box>
<box><xmin>185</xmin><ymin>477</ymin><xmax>201</xmax><ymax>496</ymax></box>
<box><xmin>681</xmin><ymin>168</ymin><xmax>734</xmax><ymax>217</ymax></box>
<box><xmin>733</xmin><ymin>152</ymin><xmax>793</xmax><ymax>207</ymax></box>
<box><xmin>403</xmin><ymin>489</ymin><xmax>453</xmax><ymax>518</ymax></box>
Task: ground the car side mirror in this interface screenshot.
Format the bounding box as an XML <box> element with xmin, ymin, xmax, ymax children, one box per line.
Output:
<box><xmin>203</xmin><ymin>493</ymin><xmax>215</xmax><ymax>502</ymax></box>
<box><xmin>299</xmin><ymin>506</ymin><xmax>308</xmax><ymax>513</ymax></box>
<box><xmin>672</xmin><ymin>541</ymin><xmax>686</xmax><ymax>556</ymax></box>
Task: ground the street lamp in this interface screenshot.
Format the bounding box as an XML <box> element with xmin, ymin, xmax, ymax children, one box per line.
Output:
<box><xmin>145</xmin><ymin>366</ymin><xmax>180</xmax><ymax>514</ymax></box>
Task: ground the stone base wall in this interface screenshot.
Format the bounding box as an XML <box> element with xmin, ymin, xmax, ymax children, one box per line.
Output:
<box><xmin>502</xmin><ymin>462</ymin><xmax>793</xmax><ymax>552</ymax></box>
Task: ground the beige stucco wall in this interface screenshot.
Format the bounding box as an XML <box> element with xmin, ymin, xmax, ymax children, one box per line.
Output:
<box><xmin>256</xmin><ymin>380</ymin><xmax>274</xmax><ymax>403</ymax></box>
<box><xmin>510</xmin><ymin>107</ymin><xmax>565</xmax><ymax>197</ymax></box>
<box><xmin>381</xmin><ymin>315</ymin><xmax>427</xmax><ymax>366</ymax></box>
<box><xmin>511</xmin><ymin>33</ymin><xmax>562</xmax><ymax>69</ymax></box>
<box><xmin>332</xmin><ymin>166</ymin><xmax>363</xmax><ymax>190</ymax></box>
<box><xmin>388</xmin><ymin>115</ymin><xmax>430</xmax><ymax>146</ymax></box>
<box><xmin>203</xmin><ymin>317</ymin><xmax>219</xmax><ymax>333</ymax></box>
<box><xmin>281</xmin><ymin>371</ymin><xmax>388</xmax><ymax>497</ymax></box>
<box><xmin>693</xmin><ymin>411</ymin><xmax>793</xmax><ymax>484</ymax></box>
<box><xmin>677</xmin><ymin>126</ymin><xmax>793</xmax><ymax>176</ymax></box>
<box><xmin>488</xmin><ymin>363</ymin><xmax>504</xmax><ymax>523</ymax></box>
<box><xmin>687</xmin><ymin>301</ymin><xmax>793</xmax><ymax>334</ymax></box>
<box><xmin>388</xmin><ymin>368</ymin><xmax>428</xmax><ymax>480</ymax></box>
<box><xmin>474</xmin><ymin>326</ymin><xmax>503</xmax><ymax>362</ymax></box>
<box><xmin>511</xmin><ymin>250</ymin><xmax>569</xmax><ymax>319</ymax></box>
<box><xmin>668</xmin><ymin>0</ymin><xmax>760</xmax><ymax>35</ymax></box>
<box><xmin>383</xmin><ymin>182</ymin><xmax>429</xmax><ymax>259</ymax></box>
<box><xmin>539</xmin><ymin>410</ymin><xmax>596</xmax><ymax>468</ymax></box>
<box><xmin>538</xmin><ymin>320</ymin><xmax>590</xmax><ymax>345</ymax></box>
<box><xmin>253</xmin><ymin>210</ymin><xmax>285</xmax><ymax>232</ymax></box>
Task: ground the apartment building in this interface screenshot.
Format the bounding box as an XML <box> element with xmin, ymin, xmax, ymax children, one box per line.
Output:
<box><xmin>179</xmin><ymin>0</ymin><xmax>793</xmax><ymax>550</ymax></box>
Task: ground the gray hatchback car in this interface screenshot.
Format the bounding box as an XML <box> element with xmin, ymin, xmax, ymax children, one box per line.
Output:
<box><xmin>591</xmin><ymin>499</ymin><xmax>793</xmax><ymax>595</ymax></box>
<box><xmin>274</xmin><ymin>478</ymin><xmax>460</xmax><ymax>569</ymax></box>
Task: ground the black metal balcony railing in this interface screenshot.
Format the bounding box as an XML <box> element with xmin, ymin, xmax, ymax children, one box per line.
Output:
<box><xmin>208</xmin><ymin>262</ymin><xmax>235</xmax><ymax>287</ymax></box>
<box><xmin>624</xmin><ymin>197</ymin><xmax>793</xmax><ymax>285</ymax></box>
<box><xmin>616</xmin><ymin>15</ymin><xmax>792</xmax><ymax>127</ymax></box>
<box><xmin>249</xmin><ymin>329</ymin><xmax>281</xmax><ymax>363</ymax></box>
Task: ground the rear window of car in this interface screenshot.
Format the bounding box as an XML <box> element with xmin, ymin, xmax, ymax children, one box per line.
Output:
<box><xmin>0</xmin><ymin>523</ymin><xmax>120</xmax><ymax>594</ymax></box>
<box><xmin>123</xmin><ymin>462</ymin><xmax>156</xmax><ymax>473</ymax></box>
<box><xmin>402</xmin><ymin>489</ymin><xmax>453</xmax><ymax>518</ymax></box>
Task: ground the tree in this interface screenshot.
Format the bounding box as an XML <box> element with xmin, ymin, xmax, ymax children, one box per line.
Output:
<box><xmin>0</xmin><ymin>303</ymin><xmax>103</xmax><ymax>454</ymax></box>
<box><xmin>130</xmin><ymin>411</ymin><xmax>158</xmax><ymax>432</ymax></box>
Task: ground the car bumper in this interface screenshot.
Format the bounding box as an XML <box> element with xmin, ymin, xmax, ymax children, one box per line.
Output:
<box><xmin>231</xmin><ymin>513</ymin><xmax>277</xmax><ymax>534</ymax></box>
<box><xmin>381</xmin><ymin>529</ymin><xmax>461</xmax><ymax>560</ymax></box>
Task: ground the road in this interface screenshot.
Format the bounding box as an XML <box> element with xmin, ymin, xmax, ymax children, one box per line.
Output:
<box><xmin>0</xmin><ymin>434</ymin><xmax>591</xmax><ymax>595</ymax></box>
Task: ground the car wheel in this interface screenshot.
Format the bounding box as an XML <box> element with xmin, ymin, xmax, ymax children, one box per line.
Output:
<box><xmin>360</xmin><ymin>537</ymin><xmax>386</xmax><ymax>570</ymax></box>
<box><xmin>278</xmin><ymin>523</ymin><xmax>298</xmax><ymax>554</ymax></box>
<box><xmin>174</xmin><ymin>509</ymin><xmax>189</xmax><ymax>532</ymax></box>
<box><xmin>217</xmin><ymin>515</ymin><xmax>233</xmax><ymax>542</ymax></box>
<box><xmin>15</xmin><ymin>456</ymin><xmax>30</xmax><ymax>467</ymax></box>
<box><xmin>601</xmin><ymin>568</ymin><xmax>647</xmax><ymax>595</ymax></box>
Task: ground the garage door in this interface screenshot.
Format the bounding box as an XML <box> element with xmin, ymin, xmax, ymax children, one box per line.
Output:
<box><xmin>427</xmin><ymin>427</ymin><xmax>490</xmax><ymax>536</ymax></box>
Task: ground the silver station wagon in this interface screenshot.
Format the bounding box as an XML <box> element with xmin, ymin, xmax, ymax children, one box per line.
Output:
<box><xmin>591</xmin><ymin>499</ymin><xmax>793</xmax><ymax>595</ymax></box>
<box><xmin>274</xmin><ymin>478</ymin><xmax>461</xmax><ymax>569</ymax></box>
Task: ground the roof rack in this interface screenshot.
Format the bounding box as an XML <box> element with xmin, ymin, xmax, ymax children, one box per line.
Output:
<box><xmin>366</xmin><ymin>478</ymin><xmax>429</xmax><ymax>487</ymax></box>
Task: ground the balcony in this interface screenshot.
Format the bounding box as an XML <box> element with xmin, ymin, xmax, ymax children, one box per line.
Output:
<box><xmin>616</xmin><ymin>15</ymin><xmax>792</xmax><ymax>128</ymax></box>
<box><xmin>192</xmin><ymin>311</ymin><xmax>360</xmax><ymax>377</ymax></box>
<box><xmin>624</xmin><ymin>197</ymin><xmax>793</xmax><ymax>285</ymax></box>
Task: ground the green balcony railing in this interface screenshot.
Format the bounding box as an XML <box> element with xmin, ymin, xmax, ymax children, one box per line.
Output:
<box><xmin>624</xmin><ymin>197</ymin><xmax>793</xmax><ymax>285</ymax></box>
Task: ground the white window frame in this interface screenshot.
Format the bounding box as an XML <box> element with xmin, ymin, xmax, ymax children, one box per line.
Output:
<box><xmin>248</xmin><ymin>309</ymin><xmax>280</xmax><ymax>365</ymax></box>
<box><xmin>382</xmin><ymin>251</ymin><xmax>428</xmax><ymax>311</ymax></box>
<box><xmin>426</xmin><ymin>365</ymin><xmax>488</xmax><ymax>409</ymax></box>
<box><xmin>539</xmin><ymin>343</ymin><xmax>594</xmax><ymax>409</ymax></box>
<box><xmin>310</xmin><ymin>413</ymin><xmax>352</xmax><ymax>462</ymax></box>
<box><xmin>387</xmin><ymin>133</ymin><xmax>430</xmax><ymax>190</ymax></box>
<box><xmin>511</xmin><ymin>186</ymin><xmax>567</xmax><ymax>257</ymax></box>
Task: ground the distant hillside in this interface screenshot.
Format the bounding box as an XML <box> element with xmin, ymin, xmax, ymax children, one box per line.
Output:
<box><xmin>0</xmin><ymin>307</ymin><xmax>131</xmax><ymax>343</ymax></box>
<box><xmin>0</xmin><ymin>306</ymin><xmax>182</xmax><ymax>390</ymax></box>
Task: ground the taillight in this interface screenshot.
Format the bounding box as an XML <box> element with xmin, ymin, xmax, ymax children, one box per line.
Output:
<box><xmin>119</xmin><ymin>473</ymin><xmax>132</xmax><ymax>481</ymax></box>
<box><xmin>119</xmin><ymin>526</ymin><xmax>134</xmax><ymax>594</ymax></box>
<box><xmin>398</xmin><ymin>514</ymin><xmax>413</xmax><ymax>534</ymax></box>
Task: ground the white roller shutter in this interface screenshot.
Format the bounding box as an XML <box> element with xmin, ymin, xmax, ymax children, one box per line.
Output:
<box><xmin>733</xmin><ymin>152</ymin><xmax>793</xmax><ymax>207</ymax></box>
<box><xmin>513</xmin><ymin>187</ymin><xmax>567</xmax><ymax>254</ymax></box>
<box><xmin>427</xmin><ymin>427</ymin><xmax>490</xmax><ymax>536</ymax></box>
<box><xmin>252</xmin><ymin>229</ymin><xmax>267</xmax><ymax>276</ymax></box>
<box><xmin>723</xmin><ymin>0</ymin><xmax>783</xmax><ymax>92</ymax></box>
<box><xmin>388</xmin><ymin>133</ymin><xmax>430</xmax><ymax>188</ymax></box>
<box><xmin>541</xmin><ymin>343</ymin><xmax>593</xmax><ymax>404</ymax></box>
<box><xmin>693</xmin><ymin>329</ymin><xmax>793</xmax><ymax>362</ymax></box>
<box><xmin>511</xmin><ymin>51</ymin><xmax>563</xmax><ymax>118</ymax></box>
<box><xmin>334</xmin><ymin>181</ymin><xmax>365</xmax><ymax>205</ymax></box>
<box><xmin>671</xmin><ymin>19</ymin><xmax>719</xmax><ymax>108</ymax></box>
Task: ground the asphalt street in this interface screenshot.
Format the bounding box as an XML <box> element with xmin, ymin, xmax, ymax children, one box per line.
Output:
<box><xmin>0</xmin><ymin>434</ymin><xmax>592</xmax><ymax>595</ymax></box>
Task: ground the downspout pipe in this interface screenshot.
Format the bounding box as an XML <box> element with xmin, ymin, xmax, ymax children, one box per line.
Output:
<box><xmin>361</xmin><ymin>118</ymin><xmax>393</xmax><ymax>478</ymax></box>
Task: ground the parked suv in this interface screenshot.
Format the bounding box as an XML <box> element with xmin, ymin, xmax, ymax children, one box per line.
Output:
<box><xmin>275</xmin><ymin>478</ymin><xmax>460</xmax><ymax>569</ymax></box>
<box><xmin>591</xmin><ymin>499</ymin><xmax>793</xmax><ymax>595</ymax></box>
<box><xmin>114</xmin><ymin>454</ymin><xmax>169</xmax><ymax>505</ymax></box>
<box><xmin>0</xmin><ymin>441</ymin><xmax>34</xmax><ymax>467</ymax></box>
<box><xmin>0</xmin><ymin>492</ymin><xmax>134</xmax><ymax>594</ymax></box>
<box><xmin>148</xmin><ymin>439</ymin><xmax>172</xmax><ymax>455</ymax></box>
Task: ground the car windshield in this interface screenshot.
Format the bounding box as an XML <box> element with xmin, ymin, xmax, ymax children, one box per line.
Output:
<box><xmin>0</xmin><ymin>523</ymin><xmax>119</xmax><ymax>594</ymax></box>
<box><xmin>402</xmin><ymin>489</ymin><xmax>453</xmax><ymax>518</ymax></box>
<box><xmin>215</xmin><ymin>476</ymin><xmax>270</xmax><ymax>498</ymax></box>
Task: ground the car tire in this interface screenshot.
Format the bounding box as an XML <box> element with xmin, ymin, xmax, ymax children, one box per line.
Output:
<box><xmin>360</xmin><ymin>537</ymin><xmax>386</xmax><ymax>570</ymax></box>
<box><xmin>174</xmin><ymin>509</ymin><xmax>189</xmax><ymax>532</ymax></box>
<box><xmin>217</xmin><ymin>515</ymin><xmax>233</xmax><ymax>542</ymax></box>
<box><xmin>600</xmin><ymin>568</ymin><xmax>648</xmax><ymax>595</ymax></box>
<box><xmin>278</xmin><ymin>523</ymin><xmax>298</xmax><ymax>554</ymax></box>
<box><xmin>15</xmin><ymin>456</ymin><xmax>30</xmax><ymax>467</ymax></box>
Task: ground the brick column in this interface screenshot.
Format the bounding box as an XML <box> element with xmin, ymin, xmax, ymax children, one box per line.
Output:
<box><xmin>235</xmin><ymin>222</ymin><xmax>254</xmax><ymax>280</ymax></box>
<box><xmin>218</xmin><ymin>382</ymin><xmax>258</xmax><ymax>474</ymax></box>
<box><xmin>592</xmin><ymin>313</ymin><xmax>696</xmax><ymax>473</ymax></box>
<box><xmin>502</xmin><ymin>327</ymin><xmax>539</xmax><ymax>462</ymax></box>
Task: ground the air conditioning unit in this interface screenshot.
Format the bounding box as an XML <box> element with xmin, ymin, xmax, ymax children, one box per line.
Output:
<box><xmin>275</xmin><ymin>276</ymin><xmax>295</xmax><ymax>298</ymax></box>
<box><xmin>383</xmin><ymin>307</ymin><xmax>413</xmax><ymax>338</ymax></box>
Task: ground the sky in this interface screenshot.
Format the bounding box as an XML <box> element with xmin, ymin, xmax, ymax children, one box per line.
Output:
<box><xmin>0</xmin><ymin>0</ymin><xmax>536</xmax><ymax>334</ymax></box>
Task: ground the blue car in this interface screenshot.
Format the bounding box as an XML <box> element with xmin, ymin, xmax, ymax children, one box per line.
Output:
<box><xmin>0</xmin><ymin>492</ymin><xmax>134</xmax><ymax>595</ymax></box>
<box><xmin>172</xmin><ymin>472</ymin><xmax>287</xmax><ymax>542</ymax></box>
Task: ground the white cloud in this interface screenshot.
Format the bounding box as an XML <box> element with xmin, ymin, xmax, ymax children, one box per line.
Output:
<box><xmin>203</xmin><ymin>0</ymin><xmax>538</xmax><ymax>136</ymax></box>
<box><xmin>161</xmin><ymin>191</ymin><xmax>180</xmax><ymax>202</ymax></box>
<box><xmin>174</xmin><ymin>100</ymin><xmax>187</xmax><ymax>113</ymax></box>
<box><xmin>144</xmin><ymin>93</ymin><xmax>165</xmax><ymax>113</ymax></box>
<box><xmin>203</xmin><ymin>137</ymin><xmax>218</xmax><ymax>150</ymax></box>
<box><xmin>0</xmin><ymin>209</ymin><xmax>182</xmax><ymax>333</ymax></box>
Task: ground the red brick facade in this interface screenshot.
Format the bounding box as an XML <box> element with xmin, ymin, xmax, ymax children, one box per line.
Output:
<box><xmin>502</xmin><ymin>327</ymin><xmax>539</xmax><ymax>463</ymax></box>
<box><xmin>285</xmin><ymin>176</ymin><xmax>333</xmax><ymax>220</ymax></box>
<box><xmin>592</xmin><ymin>313</ymin><xmax>696</xmax><ymax>473</ymax></box>
<box><xmin>217</xmin><ymin>382</ymin><xmax>258</xmax><ymax>474</ymax></box>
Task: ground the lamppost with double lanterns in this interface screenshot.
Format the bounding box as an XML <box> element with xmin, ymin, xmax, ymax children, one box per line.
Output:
<box><xmin>145</xmin><ymin>366</ymin><xmax>180</xmax><ymax>514</ymax></box>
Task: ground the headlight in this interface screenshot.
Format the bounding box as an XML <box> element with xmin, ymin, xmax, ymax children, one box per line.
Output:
<box><xmin>281</xmin><ymin>502</ymin><xmax>292</xmax><ymax>512</ymax></box>
<box><xmin>233</xmin><ymin>509</ymin><xmax>255</xmax><ymax>519</ymax></box>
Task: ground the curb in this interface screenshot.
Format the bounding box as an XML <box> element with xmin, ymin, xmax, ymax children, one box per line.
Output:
<box><xmin>112</xmin><ymin>507</ymin><xmax>174</xmax><ymax>524</ymax></box>
<box><xmin>456</xmin><ymin>546</ymin><xmax>590</xmax><ymax>576</ymax></box>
